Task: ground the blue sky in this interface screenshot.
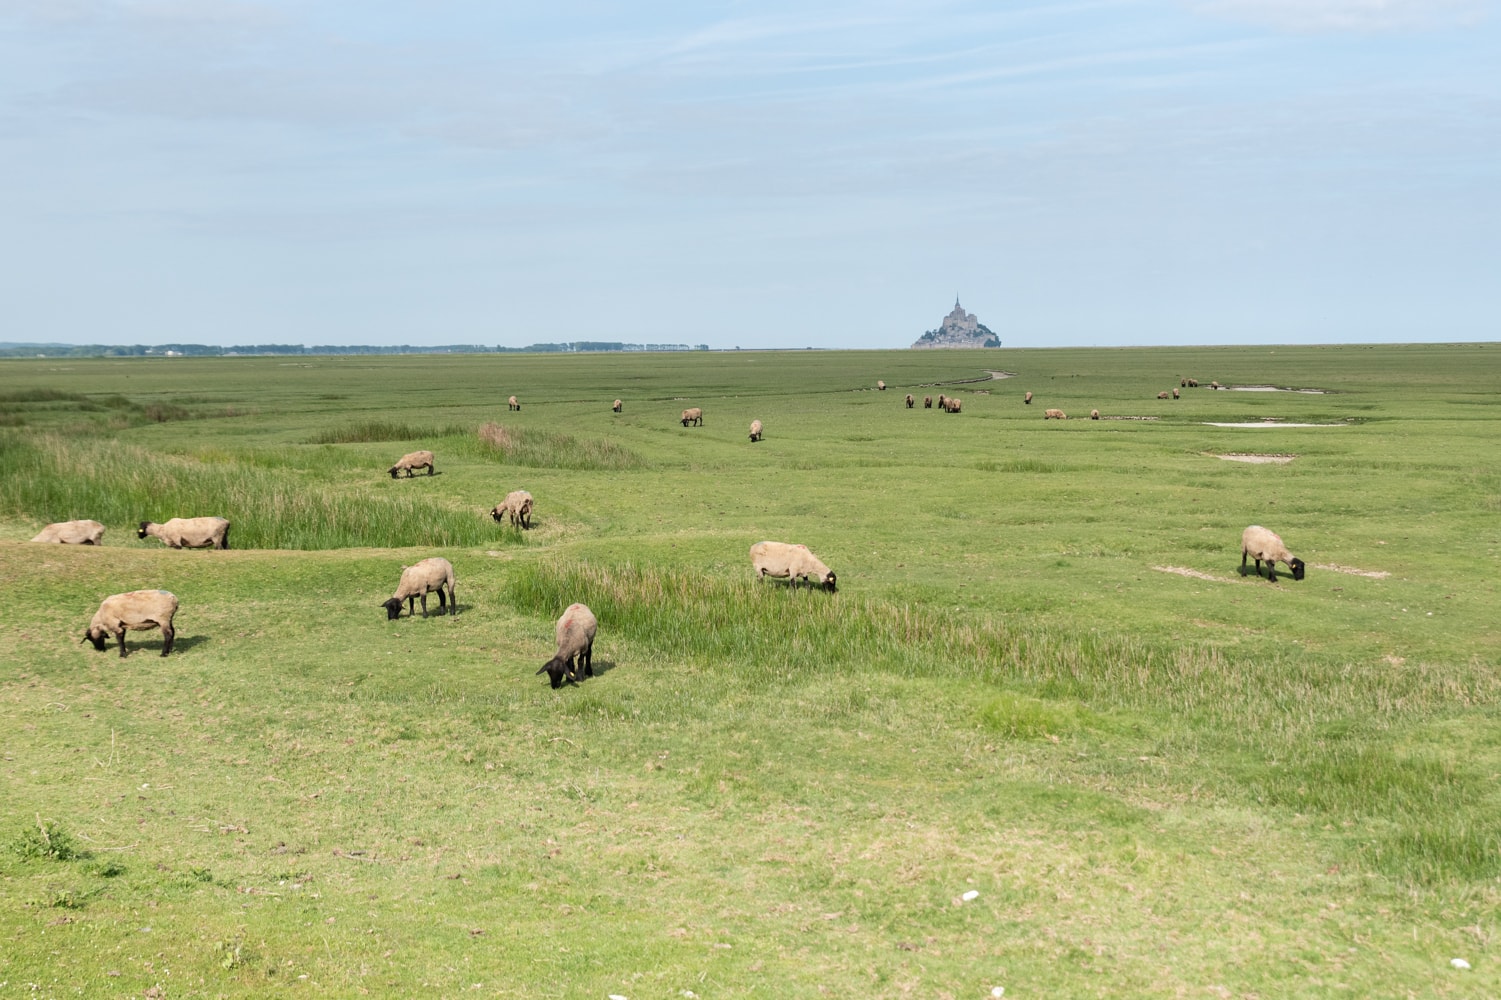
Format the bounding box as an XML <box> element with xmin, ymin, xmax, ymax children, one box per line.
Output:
<box><xmin>1</xmin><ymin>0</ymin><xmax>1496</xmax><ymax>348</ymax></box>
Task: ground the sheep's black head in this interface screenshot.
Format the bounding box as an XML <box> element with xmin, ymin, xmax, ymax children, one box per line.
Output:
<box><xmin>1290</xmin><ymin>558</ymin><xmax>1306</xmax><ymax>581</ymax></box>
<box><xmin>382</xmin><ymin>597</ymin><xmax>404</xmax><ymax>620</ymax></box>
<box><xmin>137</xmin><ymin>521</ymin><xmax>150</xmax><ymax>539</ymax></box>
<box><xmin>388</xmin><ymin>467</ymin><xmax>400</xmax><ymax>479</ymax></box>
<box><xmin>537</xmin><ymin>660</ymin><xmax>567</xmax><ymax>689</ymax></box>
<box><xmin>823</xmin><ymin>572</ymin><xmax>838</xmax><ymax>593</ymax></box>
<box><xmin>83</xmin><ymin>628</ymin><xmax>108</xmax><ymax>651</ymax></box>
<box><xmin>490</xmin><ymin>507</ymin><xmax>505</xmax><ymax>523</ymax></box>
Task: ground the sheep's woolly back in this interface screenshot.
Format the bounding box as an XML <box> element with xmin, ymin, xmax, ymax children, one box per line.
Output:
<box><xmin>88</xmin><ymin>590</ymin><xmax>178</xmax><ymax>650</ymax></box>
<box><xmin>1241</xmin><ymin>525</ymin><xmax>1292</xmax><ymax>564</ymax></box>
<box><xmin>392</xmin><ymin>557</ymin><xmax>456</xmax><ymax>602</ymax></box>
<box><xmin>1044</xmin><ymin>408</ymin><xmax>1067</xmax><ymax>420</ymax></box>
<box><xmin>554</xmin><ymin>603</ymin><xmax>598</xmax><ymax>657</ymax></box>
<box><xmin>140</xmin><ymin>516</ymin><xmax>230</xmax><ymax>549</ymax></box>
<box><xmin>32</xmin><ymin>519</ymin><xmax>105</xmax><ymax>544</ymax></box>
<box><xmin>750</xmin><ymin>541</ymin><xmax>836</xmax><ymax>590</ymax></box>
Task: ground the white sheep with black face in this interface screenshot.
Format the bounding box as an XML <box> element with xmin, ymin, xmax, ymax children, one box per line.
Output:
<box><xmin>749</xmin><ymin>419</ymin><xmax>763</xmax><ymax>442</ymax></box>
<box><xmin>1241</xmin><ymin>525</ymin><xmax>1306</xmax><ymax>582</ymax></box>
<box><xmin>382</xmin><ymin>557</ymin><xmax>456</xmax><ymax>619</ymax></box>
<box><xmin>750</xmin><ymin>541</ymin><xmax>837</xmax><ymax>592</ymax></box>
<box><xmin>388</xmin><ymin>450</ymin><xmax>435</xmax><ymax>478</ymax></box>
<box><xmin>490</xmin><ymin>490</ymin><xmax>534</xmax><ymax>529</ymax></box>
<box><xmin>138</xmin><ymin>517</ymin><xmax>230</xmax><ymax>549</ymax></box>
<box><xmin>84</xmin><ymin>590</ymin><xmax>178</xmax><ymax>658</ymax></box>
<box><xmin>537</xmin><ymin>603</ymin><xmax>598</xmax><ymax>689</ymax></box>
<box><xmin>32</xmin><ymin>520</ymin><xmax>105</xmax><ymax>545</ymax></box>
<box><xmin>681</xmin><ymin>407</ymin><xmax>703</xmax><ymax>427</ymax></box>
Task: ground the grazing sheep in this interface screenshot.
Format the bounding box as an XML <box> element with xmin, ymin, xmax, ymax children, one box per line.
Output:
<box><xmin>923</xmin><ymin>395</ymin><xmax>933</xmax><ymax>408</ymax></box>
<box><xmin>937</xmin><ymin>394</ymin><xmax>948</xmax><ymax>410</ymax></box>
<box><xmin>31</xmin><ymin>520</ymin><xmax>105</xmax><ymax>545</ymax></box>
<box><xmin>749</xmin><ymin>541</ymin><xmax>837</xmax><ymax>592</ymax></box>
<box><xmin>388</xmin><ymin>450</ymin><xmax>435</xmax><ymax>478</ymax></box>
<box><xmin>1157</xmin><ymin>391</ymin><xmax>1171</xmax><ymax>400</ymax></box>
<box><xmin>1044</xmin><ymin>408</ymin><xmax>1067</xmax><ymax>420</ymax></box>
<box><xmin>681</xmin><ymin>407</ymin><xmax>703</xmax><ymax>427</ymax></box>
<box><xmin>382</xmin><ymin>557</ymin><xmax>456</xmax><ymax>619</ymax></box>
<box><xmin>612</xmin><ymin>399</ymin><xmax>622</xmax><ymax>413</ymax></box>
<box><xmin>490</xmin><ymin>490</ymin><xmax>534</xmax><ymax>529</ymax></box>
<box><xmin>537</xmin><ymin>603</ymin><xmax>598</xmax><ymax>689</ymax></box>
<box><xmin>1181</xmin><ymin>378</ymin><xmax>1188</xmax><ymax>387</ymax></box>
<box><xmin>944</xmin><ymin>396</ymin><xmax>962</xmax><ymax>413</ymax></box>
<box><xmin>749</xmin><ymin>419</ymin><xmax>764</xmax><ymax>443</ymax></box>
<box><xmin>508</xmin><ymin>395</ymin><xmax>520</xmax><ymax>411</ymax></box>
<box><xmin>1187</xmin><ymin>379</ymin><xmax>1199</xmax><ymax>387</ymax></box>
<box><xmin>1024</xmin><ymin>391</ymin><xmax>1033</xmax><ymax>405</ymax></box>
<box><xmin>138</xmin><ymin>517</ymin><xmax>230</xmax><ymax>550</ymax></box>
<box><xmin>877</xmin><ymin>380</ymin><xmax>886</xmax><ymax>391</ymax></box>
<box><xmin>1241</xmin><ymin>526</ymin><xmax>1305</xmax><ymax>582</ymax></box>
<box><xmin>1209</xmin><ymin>381</ymin><xmax>1222</xmax><ymax>390</ymax></box>
<box><xmin>1173</xmin><ymin>388</ymin><xmax>1180</xmax><ymax>399</ymax></box>
<box><xmin>1090</xmin><ymin>409</ymin><xmax>1100</xmax><ymax>420</ymax></box>
<box><xmin>905</xmin><ymin>393</ymin><xmax>914</xmax><ymax>408</ymax></box>
<box><xmin>83</xmin><ymin>590</ymin><xmax>177</xmax><ymax>658</ymax></box>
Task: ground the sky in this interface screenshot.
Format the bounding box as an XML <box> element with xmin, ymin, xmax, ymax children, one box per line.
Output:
<box><xmin>1</xmin><ymin>0</ymin><xmax>1497</xmax><ymax>349</ymax></box>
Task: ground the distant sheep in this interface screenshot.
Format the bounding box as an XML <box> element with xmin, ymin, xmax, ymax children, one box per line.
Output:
<box><xmin>750</xmin><ymin>540</ymin><xmax>837</xmax><ymax>592</ymax></box>
<box><xmin>1157</xmin><ymin>391</ymin><xmax>1171</xmax><ymax>400</ymax></box>
<box><xmin>923</xmin><ymin>395</ymin><xmax>933</xmax><ymax>408</ymax></box>
<box><xmin>1181</xmin><ymin>378</ymin><xmax>1188</xmax><ymax>387</ymax></box>
<box><xmin>508</xmin><ymin>395</ymin><xmax>520</xmax><ymax>411</ymax></box>
<box><xmin>1241</xmin><ymin>526</ymin><xmax>1305</xmax><ymax>582</ymax></box>
<box><xmin>612</xmin><ymin>399</ymin><xmax>622</xmax><ymax>413</ymax></box>
<box><xmin>1187</xmin><ymin>379</ymin><xmax>1199</xmax><ymax>387</ymax></box>
<box><xmin>84</xmin><ymin>589</ymin><xmax>177</xmax><ymax>658</ymax></box>
<box><xmin>944</xmin><ymin>396</ymin><xmax>962</xmax><ymax>413</ymax></box>
<box><xmin>490</xmin><ymin>490</ymin><xmax>533</xmax><ymax>529</ymax></box>
<box><xmin>537</xmin><ymin>603</ymin><xmax>597</xmax><ymax>689</ymax></box>
<box><xmin>138</xmin><ymin>517</ymin><xmax>230</xmax><ymax>550</ymax></box>
<box><xmin>1044</xmin><ymin>408</ymin><xmax>1067</xmax><ymax>420</ymax></box>
<box><xmin>1173</xmin><ymin>388</ymin><xmax>1180</xmax><ymax>399</ymax></box>
<box><xmin>877</xmin><ymin>380</ymin><xmax>886</xmax><ymax>391</ymax></box>
<box><xmin>388</xmin><ymin>450</ymin><xmax>435</xmax><ymax>478</ymax></box>
<box><xmin>1024</xmin><ymin>391</ymin><xmax>1033</xmax><ymax>404</ymax></box>
<box><xmin>1090</xmin><ymin>409</ymin><xmax>1100</xmax><ymax>420</ymax></box>
<box><xmin>681</xmin><ymin>407</ymin><xmax>703</xmax><ymax>427</ymax></box>
<box><xmin>905</xmin><ymin>393</ymin><xmax>914</xmax><ymax>408</ymax></box>
<box><xmin>32</xmin><ymin>520</ymin><xmax>105</xmax><ymax>545</ymax></box>
<box><xmin>749</xmin><ymin>419</ymin><xmax>763</xmax><ymax>443</ymax></box>
<box><xmin>1209</xmin><ymin>381</ymin><xmax>1222</xmax><ymax>390</ymax></box>
<box><xmin>937</xmin><ymin>394</ymin><xmax>947</xmax><ymax>410</ymax></box>
<box><xmin>382</xmin><ymin>557</ymin><xmax>456</xmax><ymax>619</ymax></box>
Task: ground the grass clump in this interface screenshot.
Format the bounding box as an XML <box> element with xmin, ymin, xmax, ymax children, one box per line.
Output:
<box><xmin>475</xmin><ymin>421</ymin><xmax>646</xmax><ymax>470</ymax></box>
<box><xmin>306</xmin><ymin>420</ymin><xmax>471</xmax><ymax>444</ymax></box>
<box><xmin>9</xmin><ymin>816</ymin><xmax>86</xmax><ymax>862</ymax></box>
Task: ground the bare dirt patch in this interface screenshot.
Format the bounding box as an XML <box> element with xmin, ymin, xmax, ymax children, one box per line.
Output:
<box><xmin>1153</xmin><ymin>565</ymin><xmax>1232</xmax><ymax>583</ymax></box>
<box><xmin>1216</xmin><ymin>453</ymin><xmax>1296</xmax><ymax>464</ymax></box>
<box><xmin>1312</xmin><ymin>563</ymin><xmax>1390</xmax><ymax>579</ymax></box>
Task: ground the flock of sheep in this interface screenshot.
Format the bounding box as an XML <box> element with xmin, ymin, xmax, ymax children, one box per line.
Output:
<box><xmin>40</xmin><ymin>373</ymin><xmax>1302</xmax><ymax>676</ymax></box>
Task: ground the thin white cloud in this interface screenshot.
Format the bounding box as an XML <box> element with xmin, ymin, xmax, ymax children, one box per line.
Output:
<box><xmin>1189</xmin><ymin>0</ymin><xmax>1492</xmax><ymax>33</ymax></box>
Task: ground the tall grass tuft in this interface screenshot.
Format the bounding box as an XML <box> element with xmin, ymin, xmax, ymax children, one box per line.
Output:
<box><xmin>0</xmin><ymin>432</ymin><xmax>511</xmax><ymax>550</ymax></box>
<box><xmin>474</xmin><ymin>422</ymin><xmax>646</xmax><ymax>470</ymax></box>
<box><xmin>306</xmin><ymin>421</ymin><xmax>472</xmax><ymax>444</ymax></box>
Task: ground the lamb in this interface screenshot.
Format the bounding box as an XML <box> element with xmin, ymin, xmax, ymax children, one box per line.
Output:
<box><xmin>537</xmin><ymin>603</ymin><xmax>597</xmax><ymax>689</ymax></box>
<box><xmin>490</xmin><ymin>490</ymin><xmax>533</xmax><ymax>529</ymax></box>
<box><xmin>1090</xmin><ymin>409</ymin><xmax>1100</xmax><ymax>420</ymax></box>
<box><xmin>944</xmin><ymin>397</ymin><xmax>962</xmax><ymax>413</ymax></box>
<box><xmin>1024</xmin><ymin>391</ymin><xmax>1033</xmax><ymax>404</ymax></box>
<box><xmin>612</xmin><ymin>399</ymin><xmax>622</xmax><ymax>413</ymax></box>
<box><xmin>1044</xmin><ymin>408</ymin><xmax>1067</xmax><ymax>420</ymax></box>
<box><xmin>31</xmin><ymin>519</ymin><xmax>105</xmax><ymax>545</ymax></box>
<box><xmin>83</xmin><ymin>590</ymin><xmax>177</xmax><ymax>658</ymax></box>
<box><xmin>749</xmin><ymin>419</ymin><xmax>764</xmax><ymax>443</ymax></box>
<box><xmin>382</xmin><ymin>557</ymin><xmax>456</xmax><ymax>619</ymax></box>
<box><xmin>138</xmin><ymin>517</ymin><xmax>230</xmax><ymax>550</ymax></box>
<box><xmin>923</xmin><ymin>395</ymin><xmax>933</xmax><ymax>408</ymax></box>
<box><xmin>877</xmin><ymin>380</ymin><xmax>886</xmax><ymax>391</ymax></box>
<box><xmin>681</xmin><ymin>407</ymin><xmax>703</xmax><ymax>427</ymax></box>
<box><xmin>388</xmin><ymin>450</ymin><xmax>435</xmax><ymax>478</ymax></box>
<box><xmin>1157</xmin><ymin>391</ymin><xmax>1171</xmax><ymax>400</ymax></box>
<box><xmin>508</xmin><ymin>395</ymin><xmax>520</xmax><ymax>411</ymax></box>
<box><xmin>1241</xmin><ymin>526</ymin><xmax>1305</xmax><ymax>582</ymax></box>
<box><xmin>905</xmin><ymin>394</ymin><xmax>914</xmax><ymax>408</ymax></box>
<box><xmin>749</xmin><ymin>541</ymin><xmax>837</xmax><ymax>592</ymax></box>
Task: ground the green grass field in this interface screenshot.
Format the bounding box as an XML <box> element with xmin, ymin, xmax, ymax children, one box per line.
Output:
<box><xmin>2</xmin><ymin>344</ymin><xmax>1498</xmax><ymax>998</ymax></box>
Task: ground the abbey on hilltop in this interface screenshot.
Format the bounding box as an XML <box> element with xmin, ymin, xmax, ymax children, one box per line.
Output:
<box><xmin>911</xmin><ymin>297</ymin><xmax>1001</xmax><ymax>349</ymax></box>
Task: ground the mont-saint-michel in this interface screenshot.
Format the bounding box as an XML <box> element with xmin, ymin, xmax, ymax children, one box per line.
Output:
<box><xmin>911</xmin><ymin>298</ymin><xmax>1001</xmax><ymax>349</ymax></box>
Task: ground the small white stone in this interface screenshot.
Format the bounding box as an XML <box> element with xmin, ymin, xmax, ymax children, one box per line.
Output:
<box><xmin>992</xmin><ymin>988</ymin><xmax>1006</xmax><ymax>998</ymax></box>
<box><xmin>609</xmin><ymin>995</ymin><xmax>629</xmax><ymax>1000</ymax></box>
<box><xmin>1451</xmin><ymin>958</ymin><xmax>1471</xmax><ymax>970</ymax></box>
<box><xmin>962</xmin><ymin>890</ymin><xmax>980</xmax><ymax>901</ymax></box>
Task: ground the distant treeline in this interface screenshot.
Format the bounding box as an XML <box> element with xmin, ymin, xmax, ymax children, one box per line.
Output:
<box><xmin>0</xmin><ymin>342</ymin><xmax>712</xmax><ymax>359</ymax></box>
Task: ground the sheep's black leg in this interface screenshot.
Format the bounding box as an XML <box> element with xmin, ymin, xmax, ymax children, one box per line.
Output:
<box><xmin>407</xmin><ymin>595</ymin><xmax>416</xmax><ymax>618</ymax></box>
<box><xmin>116</xmin><ymin>628</ymin><xmax>128</xmax><ymax>658</ymax></box>
<box><xmin>419</xmin><ymin>593</ymin><xmax>429</xmax><ymax>617</ymax></box>
<box><xmin>161</xmin><ymin>624</ymin><xmax>174</xmax><ymax>656</ymax></box>
<box><xmin>437</xmin><ymin>587</ymin><xmax>447</xmax><ymax>615</ymax></box>
<box><xmin>582</xmin><ymin>640</ymin><xmax>593</xmax><ymax>678</ymax></box>
<box><xmin>220</xmin><ymin>525</ymin><xmax>231</xmax><ymax>550</ymax></box>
